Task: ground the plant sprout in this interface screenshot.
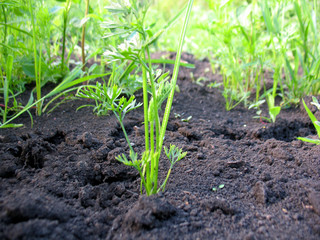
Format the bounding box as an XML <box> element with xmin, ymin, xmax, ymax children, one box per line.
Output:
<box><xmin>101</xmin><ymin>0</ymin><xmax>193</xmax><ymax>195</ymax></box>
<box><xmin>297</xmin><ymin>97</ymin><xmax>320</xmax><ymax>145</ymax></box>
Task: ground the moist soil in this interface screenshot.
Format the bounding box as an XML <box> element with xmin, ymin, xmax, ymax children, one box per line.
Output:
<box><xmin>1</xmin><ymin>53</ymin><xmax>320</xmax><ymax>240</ymax></box>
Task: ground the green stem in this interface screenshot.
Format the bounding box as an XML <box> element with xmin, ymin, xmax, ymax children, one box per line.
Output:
<box><xmin>145</xmin><ymin>46</ymin><xmax>160</xmax><ymax>192</ymax></box>
<box><xmin>3</xmin><ymin>56</ymin><xmax>13</xmax><ymax>123</ymax></box>
<box><xmin>146</xmin><ymin>47</ymin><xmax>160</xmax><ymax>152</ymax></box>
<box><xmin>2</xmin><ymin>6</ymin><xmax>7</xmax><ymax>57</ymax></box>
<box><xmin>62</xmin><ymin>0</ymin><xmax>71</xmax><ymax>74</ymax></box>
<box><xmin>255</xmin><ymin>65</ymin><xmax>262</xmax><ymax>102</ymax></box>
<box><xmin>159</xmin><ymin>0</ymin><xmax>194</xmax><ymax>150</ymax></box>
<box><xmin>158</xmin><ymin>167</ymin><xmax>172</xmax><ymax>193</ymax></box>
<box><xmin>115</xmin><ymin>114</ymin><xmax>134</xmax><ymax>154</ymax></box>
<box><xmin>152</xmin><ymin>0</ymin><xmax>193</xmax><ymax>194</ymax></box>
<box><xmin>38</xmin><ymin>43</ymin><xmax>42</xmax><ymax>112</ymax></box>
<box><xmin>81</xmin><ymin>0</ymin><xmax>89</xmax><ymax>72</ymax></box>
<box><xmin>28</xmin><ymin>0</ymin><xmax>41</xmax><ymax>115</ymax></box>
<box><xmin>142</xmin><ymin>50</ymin><xmax>150</xmax><ymax>152</ymax></box>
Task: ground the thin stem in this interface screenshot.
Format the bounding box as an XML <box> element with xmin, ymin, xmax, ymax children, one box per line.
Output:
<box><xmin>158</xmin><ymin>168</ymin><xmax>172</xmax><ymax>193</ymax></box>
<box><xmin>145</xmin><ymin>46</ymin><xmax>160</xmax><ymax>192</ymax></box>
<box><xmin>62</xmin><ymin>13</ymin><xmax>67</xmax><ymax>73</ymax></box>
<box><xmin>115</xmin><ymin>114</ymin><xmax>134</xmax><ymax>153</ymax></box>
<box><xmin>3</xmin><ymin>56</ymin><xmax>13</xmax><ymax>123</ymax></box>
<box><xmin>61</xmin><ymin>0</ymin><xmax>71</xmax><ymax>74</ymax></box>
<box><xmin>159</xmin><ymin>0</ymin><xmax>194</xmax><ymax>150</ymax></box>
<box><xmin>142</xmin><ymin>49</ymin><xmax>149</xmax><ymax>152</ymax></box>
<box><xmin>146</xmin><ymin>47</ymin><xmax>160</xmax><ymax>152</ymax></box>
<box><xmin>81</xmin><ymin>0</ymin><xmax>89</xmax><ymax>72</ymax></box>
<box><xmin>2</xmin><ymin>6</ymin><xmax>7</xmax><ymax>57</ymax></box>
<box><xmin>38</xmin><ymin>43</ymin><xmax>42</xmax><ymax>113</ymax></box>
<box><xmin>29</xmin><ymin>0</ymin><xmax>41</xmax><ymax>115</ymax></box>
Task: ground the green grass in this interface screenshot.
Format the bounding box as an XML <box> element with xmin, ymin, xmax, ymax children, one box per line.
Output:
<box><xmin>0</xmin><ymin>0</ymin><xmax>319</xmax><ymax>129</ymax></box>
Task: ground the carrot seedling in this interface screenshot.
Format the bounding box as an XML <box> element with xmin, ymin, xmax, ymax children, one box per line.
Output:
<box><xmin>102</xmin><ymin>0</ymin><xmax>193</xmax><ymax>195</ymax></box>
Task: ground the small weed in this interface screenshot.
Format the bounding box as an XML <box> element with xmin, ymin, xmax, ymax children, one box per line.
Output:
<box><xmin>212</xmin><ymin>184</ymin><xmax>225</xmax><ymax>192</ymax></box>
<box><xmin>181</xmin><ymin>116</ymin><xmax>192</xmax><ymax>122</ymax></box>
<box><xmin>297</xmin><ymin>97</ymin><xmax>320</xmax><ymax>145</ymax></box>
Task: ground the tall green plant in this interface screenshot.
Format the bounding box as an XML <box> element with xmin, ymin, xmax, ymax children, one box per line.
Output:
<box><xmin>81</xmin><ymin>0</ymin><xmax>89</xmax><ymax>72</ymax></box>
<box><xmin>61</xmin><ymin>0</ymin><xmax>72</xmax><ymax>75</ymax></box>
<box><xmin>28</xmin><ymin>0</ymin><xmax>42</xmax><ymax>115</ymax></box>
<box><xmin>102</xmin><ymin>0</ymin><xmax>193</xmax><ymax>195</ymax></box>
<box><xmin>1</xmin><ymin>55</ymin><xmax>13</xmax><ymax>124</ymax></box>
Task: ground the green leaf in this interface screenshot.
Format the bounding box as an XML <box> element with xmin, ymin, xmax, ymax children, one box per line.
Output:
<box><xmin>0</xmin><ymin>123</ymin><xmax>24</xmax><ymax>128</ymax></box>
<box><xmin>301</xmin><ymin>99</ymin><xmax>320</xmax><ymax>138</ymax></box>
<box><xmin>49</xmin><ymin>73</ymin><xmax>109</xmax><ymax>98</ymax></box>
<box><xmin>311</xmin><ymin>97</ymin><xmax>320</xmax><ymax>111</ymax></box>
<box><xmin>164</xmin><ymin>145</ymin><xmax>187</xmax><ymax>167</ymax></box>
<box><xmin>0</xmin><ymin>23</ymin><xmax>32</xmax><ymax>37</ymax></box>
<box><xmin>269</xmin><ymin>106</ymin><xmax>281</xmax><ymax>123</ymax></box>
<box><xmin>22</xmin><ymin>62</ymin><xmax>35</xmax><ymax>78</ymax></box>
<box><xmin>260</xmin><ymin>1</ymin><xmax>274</xmax><ymax>34</ymax></box>
<box><xmin>143</xmin><ymin>4</ymin><xmax>187</xmax><ymax>48</ymax></box>
<box><xmin>297</xmin><ymin>137</ymin><xmax>320</xmax><ymax>145</ymax></box>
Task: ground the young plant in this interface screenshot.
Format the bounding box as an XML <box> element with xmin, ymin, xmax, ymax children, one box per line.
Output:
<box><xmin>28</xmin><ymin>0</ymin><xmax>42</xmax><ymax>115</ymax></box>
<box><xmin>1</xmin><ymin>55</ymin><xmax>13</xmax><ymax>124</ymax></box>
<box><xmin>250</xmin><ymin>78</ymin><xmax>281</xmax><ymax>123</ymax></box>
<box><xmin>76</xmin><ymin>81</ymin><xmax>116</xmax><ymax>116</ymax></box>
<box><xmin>61</xmin><ymin>0</ymin><xmax>72</xmax><ymax>75</ymax></box>
<box><xmin>265</xmin><ymin>92</ymin><xmax>281</xmax><ymax>123</ymax></box>
<box><xmin>265</xmin><ymin>71</ymin><xmax>281</xmax><ymax>123</ymax></box>
<box><xmin>0</xmin><ymin>58</ymin><xmax>108</xmax><ymax>128</ymax></box>
<box><xmin>0</xmin><ymin>55</ymin><xmax>25</xmax><ymax>128</ymax></box>
<box><xmin>297</xmin><ymin>97</ymin><xmax>320</xmax><ymax>145</ymax></box>
<box><xmin>102</xmin><ymin>0</ymin><xmax>193</xmax><ymax>195</ymax></box>
<box><xmin>81</xmin><ymin>0</ymin><xmax>89</xmax><ymax>72</ymax></box>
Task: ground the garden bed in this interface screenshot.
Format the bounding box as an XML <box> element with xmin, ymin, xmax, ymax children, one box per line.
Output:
<box><xmin>0</xmin><ymin>53</ymin><xmax>320</xmax><ymax>240</ymax></box>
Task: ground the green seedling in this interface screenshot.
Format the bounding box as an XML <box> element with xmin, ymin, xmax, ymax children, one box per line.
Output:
<box><xmin>102</xmin><ymin>0</ymin><xmax>193</xmax><ymax>196</ymax></box>
<box><xmin>174</xmin><ymin>113</ymin><xmax>192</xmax><ymax>122</ymax></box>
<box><xmin>61</xmin><ymin>0</ymin><xmax>72</xmax><ymax>75</ymax></box>
<box><xmin>28</xmin><ymin>0</ymin><xmax>42</xmax><ymax>115</ymax></box>
<box><xmin>297</xmin><ymin>97</ymin><xmax>320</xmax><ymax>145</ymax></box>
<box><xmin>250</xmin><ymin>94</ymin><xmax>281</xmax><ymax>123</ymax></box>
<box><xmin>0</xmin><ymin>55</ymin><xmax>32</xmax><ymax>128</ymax></box>
<box><xmin>200</xmin><ymin>0</ymin><xmax>319</xmax><ymax>112</ymax></box>
<box><xmin>76</xmin><ymin>82</ymin><xmax>112</xmax><ymax>116</ymax></box>
<box><xmin>190</xmin><ymin>72</ymin><xmax>208</xmax><ymax>87</ymax></box>
<box><xmin>208</xmin><ymin>81</ymin><xmax>222</xmax><ymax>88</ymax></box>
<box><xmin>265</xmin><ymin>93</ymin><xmax>281</xmax><ymax>123</ymax></box>
<box><xmin>81</xmin><ymin>0</ymin><xmax>89</xmax><ymax>72</ymax></box>
<box><xmin>161</xmin><ymin>145</ymin><xmax>187</xmax><ymax>190</ymax></box>
<box><xmin>98</xmin><ymin>85</ymin><xmax>142</xmax><ymax>152</ymax></box>
<box><xmin>1</xmin><ymin>55</ymin><xmax>108</xmax><ymax>128</ymax></box>
<box><xmin>212</xmin><ymin>184</ymin><xmax>225</xmax><ymax>192</ymax></box>
<box><xmin>181</xmin><ymin>116</ymin><xmax>192</xmax><ymax>122</ymax></box>
<box><xmin>249</xmin><ymin>99</ymin><xmax>265</xmax><ymax>120</ymax></box>
<box><xmin>1</xmin><ymin>55</ymin><xmax>13</xmax><ymax>124</ymax></box>
<box><xmin>174</xmin><ymin>113</ymin><xmax>181</xmax><ymax>118</ymax></box>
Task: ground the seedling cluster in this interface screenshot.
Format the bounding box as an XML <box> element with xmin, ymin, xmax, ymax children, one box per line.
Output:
<box><xmin>199</xmin><ymin>0</ymin><xmax>319</xmax><ymax>120</ymax></box>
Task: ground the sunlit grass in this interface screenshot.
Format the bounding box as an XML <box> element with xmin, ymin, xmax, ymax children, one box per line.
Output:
<box><xmin>0</xmin><ymin>0</ymin><xmax>319</xmax><ymax>128</ymax></box>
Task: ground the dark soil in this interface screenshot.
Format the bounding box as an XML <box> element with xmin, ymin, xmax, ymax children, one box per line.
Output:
<box><xmin>1</xmin><ymin>53</ymin><xmax>320</xmax><ymax>240</ymax></box>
